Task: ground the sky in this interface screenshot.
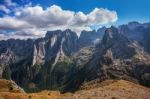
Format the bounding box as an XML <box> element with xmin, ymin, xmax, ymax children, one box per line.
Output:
<box><xmin>0</xmin><ymin>0</ymin><xmax>150</xmax><ymax>40</ymax></box>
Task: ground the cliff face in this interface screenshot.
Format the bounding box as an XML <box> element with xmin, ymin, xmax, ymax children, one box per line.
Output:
<box><xmin>0</xmin><ymin>29</ymin><xmax>81</xmax><ymax>92</ymax></box>
<box><xmin>0</xmin><ymin>22</ymin><xmax>150</xmax><ymax>92</ymax></box>
<box><xmin>0</xmin><ymin>39</ymin><xmax>34</xmax><ymax>80</ymax></box>
<box><xmin>32</xmin><ymin>29</ymin><xmax>78</xmax><ymax>66</ymax></box>
<box><xmin>78</xmin><ymin>27</ymin><xmax>106</xmax><ymax>48</ymax></box>
<box><xmin>119</xmin><ymin>22</ymin><xmax>150</xmax><ymax>53</ymax></box>
<box><xmin>0</xmin><ymin>39</ymin><xmax>34</xmax><ymax>65</ymax></box>
<box><xmin>84</xmin><ymin>26</ymin><xmax>150</xmax><ymax>87</ymax></box>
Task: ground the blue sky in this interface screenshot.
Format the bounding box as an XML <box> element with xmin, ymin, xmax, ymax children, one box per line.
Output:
<box><xmin>12</xmin><ymin>0</ymin><xmax>150</xmax><ymax>25</ymax></box>
<box><xmin>0</xmin><ymin>0</ymin><xmax>150</xmax><ymax>40</ymax></box>
<box><xmin>1</xmin><ymin>0</ymin><xmax>150</xmax><ymax>24</ymax></box>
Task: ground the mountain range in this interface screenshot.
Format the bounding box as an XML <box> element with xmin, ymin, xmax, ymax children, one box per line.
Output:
<box><xmin>0</xmin><ymin>21</ymin><xmax>150</xmax><ymax>93</ymax></box>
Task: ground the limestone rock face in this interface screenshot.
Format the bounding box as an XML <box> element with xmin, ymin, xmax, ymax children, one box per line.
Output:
<box><xmin>78</xmin><ymin>27</ymin><xmax>106</xmax><ymax>48</ymax></box>
<box><xmin>0</xmin><ymin>29</ymin><xmax>81</xmax><ymax>92</ymax></box>
<box><xmin>83</xmin><ymin>26</ymin><xmax>150</xmax><ymax>87</ymax></box>
<box><xmin>32</xmin><ymin>29</ymin><xmax>78</xmax><ymax>66</ymax></box>
<box><xmin>119</xmin><ymin>22</ymin><xmax>150</xmax><ymax>53</ymax></box>
<box><xmin>0</xmin><ymin>39</ymin><xmax>34</xmax><ymax>66</ymax></box>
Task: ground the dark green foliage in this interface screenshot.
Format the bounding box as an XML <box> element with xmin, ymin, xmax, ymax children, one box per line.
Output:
<box><xmin>22</xmin><ymin>61</ymin><xmax>79</xmax><ymax>93</ymax></box>
<box><xmin>49</xmin><ymin>62</ymin><xmax>76</xmax><ymax>90</ymax></box>
<box><xmin>2</xmin><ymin>65</ymin><xmax>11</xmax><ymax>80</ymax></box>
<box><xmin>54</xmin><ymin>62</ymin><xmax>75</xmax><ymax>74</ymax></box>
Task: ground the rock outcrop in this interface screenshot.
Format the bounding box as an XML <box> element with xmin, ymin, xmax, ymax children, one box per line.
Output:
<box><xmin>83</xmin><ymin>26</ymin><xmax>150</xmax><ymax>87</ymax></box>
<box><xmin>78</xmin><ymin>27</ymin><xmax>106</xmax><ymax>48</ymax></box>
<box><xmin>0</xmin><ymin>79</ymin><xmax>25</xmax><ymax>93</ymax></box>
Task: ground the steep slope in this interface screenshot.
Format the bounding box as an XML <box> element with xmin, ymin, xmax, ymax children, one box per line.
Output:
<box><xmin>63</xmin><ymin>80</ymin><xmax>150</xmax><ymax>99</ymax></box>
<box><xmin>0</xmin><ymin>79</ymin><xmax>61</xmax><ymax>99</ymax></box>
<box><xmin>29</xmin><ymin>29</ymin><xmax>79</xmax><ymax>91</ymax></box>
<box><xmin>78</xmin><ymin>27</ymin><xmax>106</xmax><ymax>48</ymax></box>
<box><xmin>84</xmin><ymin>26</ymin><xmax>150</xmax><ymax>87</ymax></box>
<box><xmin>0</xmin><ymin>39</ymin><xmax>34</xmax><ymax>66</ymax></box>
<box><xmin>33</xmin><ymin>29</ymin><xmax>78</xmax><ymax>66</ymax></box>
<box><xmin>119</xmin><ymin>22</ymin><xmax>150</xmax><ymax>53</ymax></box>
<box><xmin>0</xmin><ymin>79</ymin><xmax>24</xmax><ymax>93</ymax></box>
<box><xmin>0</xmin><ymin>39</ymin><xmax>34</xmax><ymax>81</ymax></box>
<box><xmin>0</xmin><ymin>29</ymin><xmax>80</xmax><ymax>92</ymax></box>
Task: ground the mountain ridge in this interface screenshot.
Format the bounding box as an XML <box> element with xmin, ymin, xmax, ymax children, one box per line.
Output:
<box><xmin>0</xmin><ymin>21</ymin><xmax>150</xmax><ymax>92</ymax></box>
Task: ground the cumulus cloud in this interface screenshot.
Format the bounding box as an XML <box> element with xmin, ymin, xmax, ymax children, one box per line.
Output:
<box><xmin>0</xmin><ymin>29</ymin><xmax>46</xmax><ymax>40</ymax></box>
<box><xmin>0</xmin><ymin>4</ymin><xmax>118</xmax><ymax>40</ymax></box>
<box><xmin>88</xmin><ymin>8</ymin><xmax>117</xmax><ymax>24</ymax></box>
<box><xmin>15</xmin><ymin>5</ymin><xmax>117</xmax><ymax>27</ymax></box>
<box><xmin>0</xmin><ymin>17</ymin><xmax>33</xmax><ymax>30</ymax></box>
<box><xmin>16</xmin><ymin>5</ymin><xmax>74</xmax><ymax>27</ymax></box>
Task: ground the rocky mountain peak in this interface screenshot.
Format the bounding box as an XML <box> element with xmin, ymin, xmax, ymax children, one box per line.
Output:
<box><xmin>102</xmin><ymin>26</ymin><xmax>120</xmax><ymax>45</ymax></box>
<box><xmin>128</xmin><ymin>21</ymin><xmax>140</xmax><ymax>25</ymax></box>
<box><xmin>32</xmin><ymin>29</ymin><xmax>79</xmax><ymax>66</ymax></box>
<box><xmin>45</xmin><ymin>30</ymin><xmax>62</xmax><ymax>38</ymax></box>
<box><xmin>97</xmin><ymin>26</ymin><xmax>106</xmax><ymax>33</ymax></box>
<box><xmin>105</xmin><ymin>26</ymin><xmax>118</xmax><ymax>36</ymax></box>
<box><xmin>78</xmin><ymin>27</ymin><xmax>106</xmax><ymax>48</ymax></box>
<box><xmin>99</xmin><ymin>26</ymin><xmax>139</xmax><ymax>60</ymax></box>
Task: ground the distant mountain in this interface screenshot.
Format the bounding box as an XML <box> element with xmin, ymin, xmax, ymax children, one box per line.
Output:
<box><xmin>78</xmin><ymin>26</ymin><xmax>106</xmax><ymax>48</ymax></box>
<box><xmin>0</xmin><ymin>22</ymin><xmax>150</xmax><ymax>92</ymax></box>
<box><xmin>83</xmin><ymin>26</ymin><xmax>150</xmax><ymax>87</ymax></box>
<box><xmin>119</xmin><ymin>22</ymin><xmax>150</xmax><ymax>53</ymax></box>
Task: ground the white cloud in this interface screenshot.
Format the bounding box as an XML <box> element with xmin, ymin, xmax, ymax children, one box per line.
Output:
<box><xmin>0</xmin><ymin>5</ymin><xmax>10</xmax><ymax>13</ymax></box>
<box><xmin>0</xmin><ymin>5</ymin><xmax>118</xmax><ymax>40</ymax></box>
<box><xmin>72</xmin><ymin>8</ymin><xmax>118</xmax><ymax>26</ymax></box>
<box><xmin>0</xmin><ymin>17</ymin><xmax>33</xmax><ymax>30</ymax></box>
<box><xmin>87</xmin><ymin>8</ymin><xmax>118</xmax><ymax>25</ymax></box>
<box><xmin>16</xmin><ymin>5</ymin><xmax>74</xmax><ymax>27</ymax></box>
<box><xmin>0</xmin><ymin>29</ymin><xmax>46</xmax><ymax>40</ymax></box>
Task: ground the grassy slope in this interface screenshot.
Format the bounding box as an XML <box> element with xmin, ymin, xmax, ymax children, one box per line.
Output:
<box><xmin>0</xmin><ymin>79</ymin><xmax>150</xmax><ymax>99</ymax></box>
